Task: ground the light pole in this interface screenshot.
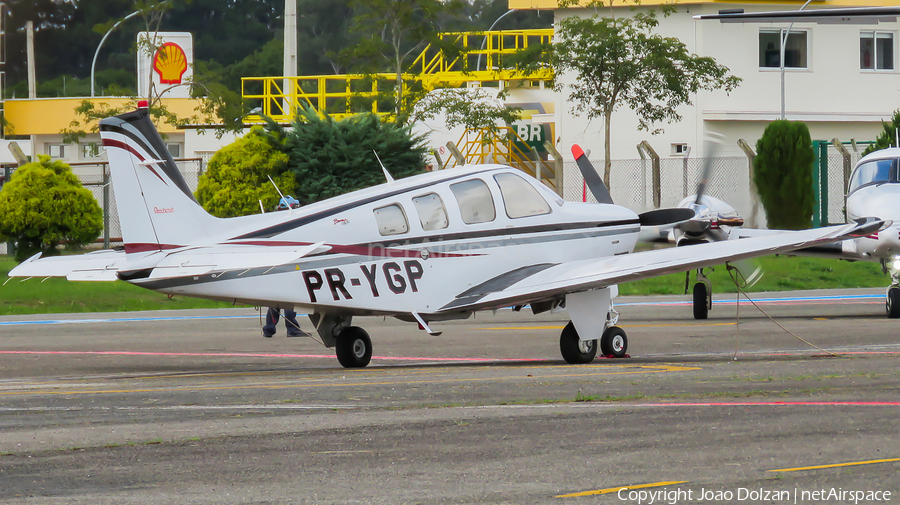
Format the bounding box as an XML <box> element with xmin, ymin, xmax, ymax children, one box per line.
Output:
<box><xmin>780</xmin><ymin>0</ymin><xmax>812</xmax><ymax>119</ymax></box>
<box><xmin>477</xmin><ymin>9</ymin><xmax>517</xmax><ymax>72</ymax></box>
<box><xmin>91</xmin><ymin>10</ymin><xmax>140</xmax><ymax>97</ymax></box>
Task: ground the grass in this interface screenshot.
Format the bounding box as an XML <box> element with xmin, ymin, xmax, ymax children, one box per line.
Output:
<box><xmin>0</xmin><ymin>253</ymin><xmax>889</xmax><ymax>316</ymax></box>
<box><xmin>618</xmin><ymin>254</ymin><xmax>888</xmax><ymax>296</ymax></box>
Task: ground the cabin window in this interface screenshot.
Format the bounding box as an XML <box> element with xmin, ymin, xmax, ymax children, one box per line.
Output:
<box><xmin>759</xmin><ymin>30</ymin><xmax>808</xmax><ymax>69</ymax></box>
<box><xmin>412</xmin><ymin>193</ymin><xmax>449</xmax><ymax>231</ymax></box>
<box><xmin>450</xmin><ymin>179</ymin><xmax>496</xmax><ymax>224</ymax></box>
<box><xmin>861</xmin><ymin>32</ymin><xmax>894</xmax><ymax>71</ymax></box>
<box><xmin>849</xmin><ymin>159</ymin><xmax>895</xmax><ymax>193</ymax></box>
<box><xmin>373</xmin><ymin>204</ymin><xmax>409</xmax><ymax>236</ymax></box>
<box><xmin>493</xmin><ymin>173</ymin><xmax>551</xmax><ymax>218</ymax></box>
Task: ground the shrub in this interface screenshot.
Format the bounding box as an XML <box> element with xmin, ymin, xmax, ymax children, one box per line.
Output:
<box><xmin>0</xmin><ymin>156</ymin><xmax>103</xmax><ymax>261</ymax></box>
<box><xmin>753</xmin><ymin>120</ymin><xmax>815</xmax><ymax>230</ymax></box>
<box><xmin>863</xmin><ymin>110</ymin><xmax>900</xmax><ymax>156</ymax></box>
<box><xmin>196</xmin><ymin>126</ymin><xmax>295</xmax><ymax>217</ymax></box>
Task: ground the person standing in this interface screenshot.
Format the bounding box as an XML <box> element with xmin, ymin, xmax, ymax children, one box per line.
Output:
<box><xmin>262</xmin><ymin>195</ymin><xmax>308</xmax><ymax>338</ymax></box>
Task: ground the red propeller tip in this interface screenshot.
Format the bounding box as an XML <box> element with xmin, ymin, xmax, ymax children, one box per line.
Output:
<box><xmin>571</xmin><ymin>144</ymin><xmax>585</xmax><ymax>160</ymax></box>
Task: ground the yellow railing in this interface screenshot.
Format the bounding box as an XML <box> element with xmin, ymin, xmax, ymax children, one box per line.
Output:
<box><xmin>241</xmin><ymin>28</ymin><xmax>553</xmax><ymax>124</ymax></box>
<box><xmin>445</xmin><ymin>127</ymin><xmax>558</xmax><ymax>192</ymax></box>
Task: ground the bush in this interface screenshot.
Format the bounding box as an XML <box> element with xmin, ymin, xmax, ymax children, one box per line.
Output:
<box><xmin>753</xmin><ymin>120</ymin><xmax>815</xmax><ymax>230</ymax></box>
<box><xmin>266</xmin><ymin>106</ymin><xmax>428</xmax><ymax>205</ymax></box>
<box><xmin>0</xmin><ymin>156</ymin><xmax>103</xmax><ymax>261</ymax></box>
<box><xmin>196</xmin><ymin>126</ymin><xmax>295</xmax><ymax>217</ymax></box>
<box><xmin>863</xmin><ymin>110</ymin><xmax>900</xmax><ymax>156</ymax></box>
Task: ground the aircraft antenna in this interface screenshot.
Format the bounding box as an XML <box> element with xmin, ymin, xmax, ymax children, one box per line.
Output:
<box><xmin>267</xmin><ymin>175</ymin><xmax>287</xmax><ymax>203</ymax></box>
<box><xmin>373</xmin><ymin>151</ymin><xmax>395</xmax><ymax>183</ymax></box>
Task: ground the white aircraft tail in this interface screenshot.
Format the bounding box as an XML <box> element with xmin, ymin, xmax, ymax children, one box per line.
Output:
<box><xmin>99</xmin><ymin>106</ymin><xmax>225</xmax><ymax>253</ymax></box>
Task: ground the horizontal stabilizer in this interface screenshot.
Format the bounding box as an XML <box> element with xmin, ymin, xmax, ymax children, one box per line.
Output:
<box><xmin>8</xmin><ymin>250</ymin><xmax>129</xmax><ymax>281</ymax></box>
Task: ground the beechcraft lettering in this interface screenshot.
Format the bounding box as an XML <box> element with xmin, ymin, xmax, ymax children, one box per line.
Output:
<box><xmin>303</xmin><ymin>260</ymin><xmax>424</xmax><ymax>302</ymax></box>
<box><xmin>7</xmin><ymin>104</ymin><xmax>886</xmax><ymax>368</ymax></box>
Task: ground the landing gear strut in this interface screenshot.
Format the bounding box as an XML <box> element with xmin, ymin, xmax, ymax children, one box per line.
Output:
<box><xmin>886</xmin><ymin>258</ymin><xmax>900</xmax><ymax>319</ymax></box>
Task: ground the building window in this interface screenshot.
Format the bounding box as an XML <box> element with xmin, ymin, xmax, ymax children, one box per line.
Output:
<box><xmin>47</xmin><ymin>144</ymin><xmax>66</xmax><ymax>159</ymax></box>
<box><xmin>82</xmin><ymin>143</ymin><xmax>102</xmax><ymax>159</ymax></box>
<box><xmin>861</xmin><ymin>32</ymin><xmax>894</xmax><ymax>70</ymax></box>
<box><xmin>166</xmin><ymin>143</ymin><xmax>182</xmax><ymax>158</ymax></box>
<box><xmin>759</xmin><ymin>30</ymin><xmax>808</xmax><ymax>69</ymax></box>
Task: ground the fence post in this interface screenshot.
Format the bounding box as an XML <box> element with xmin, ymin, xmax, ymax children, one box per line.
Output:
<box><xmin>638</xmin><ymin>141</ymin><xmax>660</xmax><ymax>208</ymax></box>
<box><xmin>542</xmin><ymin>140</ymin><xmax>564</xmax><ymax>197</ymax></box>
<box><xmin>445</xmin><ymin>141</ymin><xmax>465</xmax><ymax>166</ymax></box>
<box><xmin>811</xmin><ymin>140</ymin><xmax>829</xmax><ymax>227</ymax></box>
<box><xmin>737</xmin><ymin>139</ymin><xmax>759</xmax><ymax>228</ymax></box>
<box><xmin>831</xmin><ymin>138</ymin><xmax>852</xmax><ymax>221</ymax></box>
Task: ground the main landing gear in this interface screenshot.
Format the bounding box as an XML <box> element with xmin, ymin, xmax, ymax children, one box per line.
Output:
<box><xmin>310</xmin><ymin>313</ymin><xmax>373</xmax><ymax>368</ymax></box>
<box><xmin>688</xmin><ymin>268</ymin><xmax>712</xmax><ymax>320</ymax></box>
<box><xmin>559</xmin><ymin>323</ymin><xmax>628</xmax><ymax>363</ymax></box>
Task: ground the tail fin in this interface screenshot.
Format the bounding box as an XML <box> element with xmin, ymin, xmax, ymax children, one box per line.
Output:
<box><xmin>100</xmin><ymin>106</ymin><xmax>223</xmax><ymax>253</ymax></box>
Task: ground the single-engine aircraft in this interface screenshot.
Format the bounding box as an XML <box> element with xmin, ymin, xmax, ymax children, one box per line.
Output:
<box><xmin>7</xmin><ymin>105</ymin><xmax>886</xmax><ymax>367</ymax></box>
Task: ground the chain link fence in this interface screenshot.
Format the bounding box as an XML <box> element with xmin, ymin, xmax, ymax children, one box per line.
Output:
<box><xmin>560</xmin><ymin>156</ymin><xmax>757</xmax><ymax>222</ymax></box>
<box><xmin>0</xmin><ymin>159</ymin><xmax>203</xmax><ymax>255</ymax></box>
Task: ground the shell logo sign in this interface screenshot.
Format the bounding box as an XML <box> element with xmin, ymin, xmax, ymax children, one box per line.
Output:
<box><xmin>152</xmin><ymin>42</ymin><xmax>188</xmax><ymax>84</ymax></box>
<box><xmin>137</xmin><ymin>32</ymin><xmax>193</xmax><ymax>99</ymax></box>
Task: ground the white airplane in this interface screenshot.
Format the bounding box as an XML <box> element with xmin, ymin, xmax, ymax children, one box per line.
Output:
<box><xmin>7</xmin><ymin>105</ymin><xmax>885</xmax><ymax>367</ymax></box>
<box><xmin>658</xmin><ymin>148</ymin><xmax>900</xmax><ymax>320</ymax></box>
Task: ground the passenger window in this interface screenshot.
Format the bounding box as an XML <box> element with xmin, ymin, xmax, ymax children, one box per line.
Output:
<box><xmin>412</xmin><ymin>193</ymin><xmax>449</xmax><ymax>231</ymax></box>
<box><xmin>373</xmin><ymin>204</ymin><xmax>409</xmax><ymax>236</ymax></box>
<box><xmin>494</xmin><ymin>173</ymin><xmax>551</xmax><ymax>218</ymax></box>
<box><xmin>450</xmin><ymin>179</ymin><xmax>496</xmax><ymax>224</ymax></box>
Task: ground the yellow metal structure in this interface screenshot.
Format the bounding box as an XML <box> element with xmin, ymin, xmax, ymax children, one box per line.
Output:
<box><xmin>241</xmin><ymin>29</ymin><xmax>553</xmax><ymax>124</ymax></box>
<box><xmin>447</xmin><ymin>126</ymin><xmax>560</xmax><ymax>192</ymax></box>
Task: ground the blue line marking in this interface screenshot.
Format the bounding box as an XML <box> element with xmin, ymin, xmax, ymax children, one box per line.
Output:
<box><xmin>0</xmin><ymin>314</ymin><xmax>258</xmax><ymax>327</ymax></box>
<box><xmin>618</xmin><ymin>294</ymin><xmax>881</xmax><ymax>306</ymax></box>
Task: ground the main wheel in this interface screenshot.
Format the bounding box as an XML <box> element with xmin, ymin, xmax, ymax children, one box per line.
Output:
<box><xmin>887</xmin><ymin>287</ymin><xmax>900</xmax><ymax>318</ymax></box>
<box><xmin>559</xmin><ymin>321</ymin><xmax>597</xmax><ymax>364</ymax></box>
<box><xmin>692</xmin><ymin>283</ymin><xmax>709</xmax><ymax>320</ymax></box>
<box><xmin>335</xmin><ymin>326</ymin><xmax>372</xmax><ymax>368</ymax></box>
<box><xmin>600</xmin><ymin>326</ymin><xmax>628</xmax><ymax>358</ymax></box>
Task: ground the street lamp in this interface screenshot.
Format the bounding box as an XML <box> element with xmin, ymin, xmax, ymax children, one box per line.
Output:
<box><xmin>91</xmin><ymin>10</ymin><xmax>140</xmax><ymax>97</ymax></box>
<box><xmin>779</xmin><ymin>0</ymin><xmax>812</xmax><ymax>119</ymax></box>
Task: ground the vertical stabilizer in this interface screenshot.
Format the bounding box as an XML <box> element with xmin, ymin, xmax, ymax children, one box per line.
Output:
<box><xmin>99</xmin><ymin>107</ymin><xmax>223</xmax><ymax>253</ymax></box>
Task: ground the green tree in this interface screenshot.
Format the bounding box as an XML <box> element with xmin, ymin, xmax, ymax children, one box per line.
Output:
<box><xmin>863</xmin><ymin>110</ymin><xmax>900</xmax><ymax>156</ymax></box>
<box><xmin>754</xmin><ymin>120</ymin><xmax>815</xmax><ymax>230</ymax></box>
<box><xmin>196</xmin><ymin>126</ymin><xmax>295</xmax><ymax>218</ymax></box>
<box><xmin>0</xmin><ymin>156</ymin><xmax>103</xmax><ymax>261</ymax></box>
<box><xmin>550</xmin><ymin>4</ymin><xmax>741</xmax><ymax>185</ymax></box>
<box><xmin>266</xmin><ymin>106</ymin><xmax>428</xmax><ymax>205</ymax></box>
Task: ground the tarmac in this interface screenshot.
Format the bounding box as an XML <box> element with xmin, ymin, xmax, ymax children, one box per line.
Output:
<box><xmin>1</xmin><ymin>288</ymin><xmax>899</xmax><ymax>504</ymax></box>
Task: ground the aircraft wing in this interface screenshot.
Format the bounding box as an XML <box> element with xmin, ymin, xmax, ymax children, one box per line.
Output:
<box><xmin>439</xmin><ymin>219</ymin><xmax>884</xmax><ymax>312</ymax></box>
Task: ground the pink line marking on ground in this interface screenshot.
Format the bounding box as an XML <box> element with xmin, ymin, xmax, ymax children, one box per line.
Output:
<box><xmin>0</xmin><ymin>350</ymin><xmax>545</xmax><ymax>363</ymax></box>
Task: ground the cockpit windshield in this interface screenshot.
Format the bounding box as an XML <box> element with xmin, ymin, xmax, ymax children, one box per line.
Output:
<box><xmin>849</xmin><ymin>158</ymin><xmax>897</xmax><ymax>193</ymax></box>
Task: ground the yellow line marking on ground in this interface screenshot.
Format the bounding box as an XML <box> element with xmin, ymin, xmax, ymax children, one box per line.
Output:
<box><xmin>555</xmin><ymin>480</ymin><xmax>689</xmax><ymax>498</ymax></box>
<box><xmin>769</xmin><ymin>457</ymin><xmax>900</xmax><ymax>473</ymax></box>
<box><xmin>483</xmin><ymin>323</ymin><xmax>736</xmax><ymax>330</ymax></box>
<box><xmin>0</xmin><ymin>364</ymin><xmax>700</xmax><ymax>397</ymax></box>
<box><xmin>813</xmin><ymin>317</ymin><xmax>829</xmax><ymax>321</ymax></box>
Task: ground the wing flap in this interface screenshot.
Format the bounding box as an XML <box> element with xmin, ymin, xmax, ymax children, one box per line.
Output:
<box><xmin>438</xmin><ymin>220</ymin><xmax>885</xmax><ymax>312</ymax></box>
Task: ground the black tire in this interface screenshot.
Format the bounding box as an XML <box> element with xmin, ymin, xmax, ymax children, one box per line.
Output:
<box><xmin>692</xmin><ymin>283</ymin><xmax>709</xmax><ymax>320</ymax></box>
<box><xmin>335</xmin><ymin>326</ymin><xmax>372</xmax><ymax>368</ymax></box>
<box><xmin>600</xmin><ymin>326</ymin><xmax>628</xmax><ymax>358</ymax></box>
<box><xmin>559</xmin><ymin>321</ymin><xmax>597</xmax><ymax>364</ymax></box>
<box><xmin>887</xmin><ymin>287</ymin><xmax>900</xmax><ymax>318</ymax></box>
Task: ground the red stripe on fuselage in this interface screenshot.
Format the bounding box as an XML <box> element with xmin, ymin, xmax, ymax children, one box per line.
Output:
<box><xmin>124</xmin><ymin>243</ymin><xmax>183</xmax><ymax>253</ymax></box>
<box><xmin>227</xmin><ymin>240</ymin><xmax>479</xmax><ymax>259</ymax></box>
